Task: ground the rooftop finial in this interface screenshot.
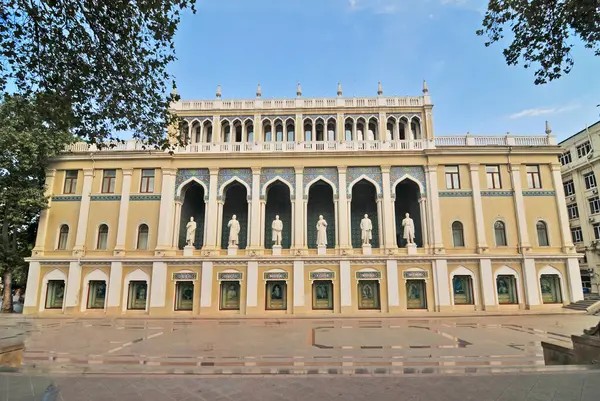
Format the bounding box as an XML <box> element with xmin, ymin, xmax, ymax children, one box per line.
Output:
<box><xmin>423</xmin><ymin>79</ymin><xmax>429</xmax><ymax>94</ymax></box>
<box><xmin>377</xmin><ymin>82</ymin><xmax>383</xmax><ymax>96</ymax></box>
<box><xmin>216</xmin><ymin>84</ymin><xmax>222</xmax><ymax>99</ymax></box>
<box><xmin>171</xmin><ymin>86</ymin><xmax>178</xmax><ymax>97</ymax></box>
<box><xmin>256</xmin><ymin>84</ymin><xmax>262</xmax><ymax>98</ymax></box>
<box><xmin>545</xmin><ymin>120</ymin><xmax>552</xmax><ymax>135</ymax></box>
<box><xmin>337</xmin><ymin>82</ymin><xmax>343</xmax><ymax>97</ymax></box>
<box><xmin>296</xmin><ymin>82</ymin><xmax>302</xmax><ymax>97</ymax></box>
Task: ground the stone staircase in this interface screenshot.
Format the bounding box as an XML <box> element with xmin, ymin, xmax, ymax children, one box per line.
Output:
<box><xmin>563</xmin><ymin>295</ymin><xmax>600</xmax><ymax>312</ymax></box>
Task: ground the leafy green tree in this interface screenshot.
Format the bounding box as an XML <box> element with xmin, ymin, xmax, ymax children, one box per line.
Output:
<box><xmin>0</xmin><ymin>0</ymin><xmax>197</xmax><ymax>148</ymax></box>
<box><xmin>477</xmin><ymin>1</ymin><xmax>600</xmax><ymax>84</ymax></box>
<box><xmin>0</xmin><ymin>95</ymin><xmax>74</xmax><ymax>312</ymax></box>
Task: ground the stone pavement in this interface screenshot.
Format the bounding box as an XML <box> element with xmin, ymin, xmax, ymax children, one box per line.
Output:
<box><xmin>0</xmin><ymin>314</ymin><xmax>597</xmax><ymax>375</ymax></box>
<box><xmin>2</xmin><ymin>371</ymin><xmax>600</xmax><ymax>401</ymax></box>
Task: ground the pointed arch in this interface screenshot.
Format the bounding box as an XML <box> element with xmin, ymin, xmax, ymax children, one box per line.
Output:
<box><xmin>392</xmin><ymin>174</ymin><xmax>425</xmax><ymax>195</ymax></box>
<box><xmin>494</xmin><ymin>265</ymin><xmax>523</xmax><ymax>305</ymax></box>
<box><xmin>219</xmin><ymin>176</ymin><xmax>251</xmax><ymax>197</ymax></box>
<box><xmin>450</xmin><ymin>265</ymin><xmax>480</xmax><ymax>307</ymax></box>
<box><xmin>347</xmin><ymin>174</ymin><xmax>382</xmax><ymax>196</ymax></box>
<box><xmin>81</xmin><ymin>268</ymin><xmax>110</xmax><ymax>311</ymax></box>
<box><xmin>304</xmin><ymin>176</ymin><xmax>338</xmax><ymax>197</ymax></box>
<box><xmin>39</xmin><ymin>268</ymin><xmax>68</xmax><ymax>312</ymax></box>
<box><xmin>262</xmin><ymin>176</ymin><xmax>294</xmax><ymax>197</ymax></box>
<box><xmin>176</xmin><ymin>177</ymin><xmax>209</xmax><ymax>198</ymax></box>
<box><xmin>122</xmin><ymin>268</ymin><xmax>150</xmax><ymax>312</ymax></box>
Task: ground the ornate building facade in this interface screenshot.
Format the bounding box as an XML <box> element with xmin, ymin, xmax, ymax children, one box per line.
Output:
<box><xmin>23</xmin><ymin>83</ymin><xmax>584</xmax><ymax>316</ymax></box>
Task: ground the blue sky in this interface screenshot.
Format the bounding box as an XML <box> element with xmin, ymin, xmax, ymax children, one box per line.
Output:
<box><xmin>170</xmin><ymin>0</ymin><xmax>600</xmax><ymax>140</ymax></box>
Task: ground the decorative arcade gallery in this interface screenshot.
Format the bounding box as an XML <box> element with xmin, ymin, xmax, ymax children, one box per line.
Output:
<box><xmin>23</xmin><ymin>83</ymin><xmax>584</xmax><ymax>316</ymax></box>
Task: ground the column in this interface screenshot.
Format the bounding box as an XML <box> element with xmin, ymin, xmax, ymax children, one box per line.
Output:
<box><xmin>419</xmin><ymin>198</ymin><xmax>429</xmax><ymax>247</ymax></box>
<box><xmin>340</xmin><ymin>260</ymin><xmax>352</xmax><ymax>311</ymax></box>
<box><xmin>259</xmin><ymin>201</ymin><xmax>266</xmax><ymax>247</ymax></box>
<box><xmin>551</xmin><ymin>163</ymin><xmax>575</xmax><ymax>252</ymax></box>
<box><xmin>33</xmin><ymin>169</ymin><xmax>56</xmax><ymax>254</ymax></box>
<box><xmin>246</xmin><ymin>261</ymin><xmax>258</xmax><ymax>307</ymax></box>
<box><xmin>433</xmin><ymin>259</ymin><xmax>451</xmax><ymax>311</ymax></box>
<box><xmin>479</xmin><ymin>259</ymin><xmax>495</xmax><ymax>310</ymax></box>
<box><xmin>352</xmin><ymin>120</ymin><xmax>357</xmax><ymax>141</ymax></box>
<box><xmin>566</xmin><ymin>257</ymin><xmax>584</xmax><ymax>302</ymax></box>
<box><xmin>107</xmin><ymin>261</ymin><xmax>123</xmax><ymax>310</ymax></box>
<box><xmin>73</xmin><ymin>169</ymin><xmax>94</xmax><ymax>254</ymax></box>
<box><xmin>203</xmin><ymin>168</ymin><xmax>219</xmax><ymax>249</ymax></box>
<box><xmin>216</xmin><ymin>201</ymin><xmax>224</xmax><ymax>248</ymax></box>
<box><xmin>426</xmin><ymin>165</ymin><xmax>444</xmax><ymax>251</ymax></box>
<box><xmin>386</xmin><ymin>260</ymin><xmax>400</xmax><ymax>308</ymax></box>
<box><xmin>522</xmin><ymin>258</ymin><xmax>540</xmax><ymax>308</ymax></box>
<box><xmin>337</xmin><ymin>166</ymin><xmax>350</xmax><ymax>248</ymax></box>
<box><xmin>156</xmin><ymin>168</ymin><xmax>177</xmax><ymax>252</ymax></box>
<box><xmin>24</xmin><ymin>262</ymin><xmax>41</xmax><ymax>309</ymax></box>
<box><xmin>376</xmin><ymin>199</ymin><xmax>383</xmax><ymax>247</ymax></box>
<box><xmin>249</xmin><ymin>167</ymin><xmax>261</xmax><ymax>248</ymax></box>
<box><xmin>293</xmin><ymin>261</ymin><xmax>305</xmax><ymax>310</ymax></box>
<box><xmin>65</xmin><ymin>261</ymin><xmax>82</xmax><ymax>310</ymax></box>
<box><xmin>510</xmin><ymin>165</ymin><xmax>531</xmax><ymax>251</ymax></box>
<box><xmin>378</xmin><ymin>112</ymin><xmax>386</xmax><ymax>141</ymax></box>
<box><xmin>172</xmin><ymin>200</ymin><xmax>183</xmax><ymax>248</ymax></box>
<box><xmin>149</xmin><ymin>261</ymin><xmax>167</xmax><ymax>309</ymax></box>
<box><xmin>293</xmin><ymin>167</ymin><xmax>304</xmax><ymax>249</ymax></box>
<box><xmin>114</xmin><ymin>169</ymin><xmax>133</xmax><ymax>255</ymax></box>
<box><xmin>381</xmin><ymin>166</ymin><xmax>396</xmax><ymax>249</ymax></box>
<box><xmin>200</xmin><ymin>261</ymin><xmax>213</xmax><ymax>308</ymax></box>
<box><xmin>336</xmin><ymin>113</ymin><xmax>344</xmax><ymax>142</ymax></box>
<box><xmin>312</xmin><ymin>121</ymin><xmax>316</xmax><ymax>142</ymax></box>
<box><xmin>469</xmin><ymin>164</ymin><xmax>488</xmax><ymax>252</ymax></box>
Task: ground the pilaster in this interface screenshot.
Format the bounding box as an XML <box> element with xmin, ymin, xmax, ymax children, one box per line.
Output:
<box><xmin>73</xmin><ymin>169</ymin><xmax>94</xmax><ymax>256</ymax></box>
<box><xmin>433</xmin><ymin>259</ymin><xmax>451</xmax><ymax>311</ymax></box>
<box><xmin>246</xmin><ymin>261</ymin><xmax>258</xmax><ymax>309</ymax></box>
<box><xmin>337</xmin><ymin>166</ymin><xmax>350</xmax><ymax>249</ymax></box>
<box><xmin>469</xmin><ymin>164</ymin><xmax>488</xmax><ymax>253</ymax></box>
<box><xmin>293</xmin><ymin>166</ymin><xmax>304</xmax><ymax>250</ymax></box>
<box><xmin>293</xmin><ymin>260</ymin><xmax>305</xmax><ymax>311</ymax></box>
<box><xmin>386</xmin><ymin>260</ymin><xmax>400</xmax><ymax>308</ymax></box>
<box><xmin>200</xmin><ymin>261</ymin><xmax>213</xmax><ymax>310</ymax></box>
<box><xmin>340</xmin><ymin>260</ymin><xmax>352</xmax><ymax>313</ymax></box>
<box><xmin>425</xmin><ymin>165</ymin><xmax>444</xmax><ymax>252</ymax></box>
<box><xmin>249</xmin><ymin>167</ymin><xmax>262</xmax><ymax>249</ymax></box>
<box><xmin>149</xmin><ymin>262</ymin><xmax>168</xmax><ymax>313</ymax></box>
<box><xmin>479</xmin><ymin>259</ymin><xmax>496</xmax><ymax>310</ymax></box>
<box><xmin>107</xmin><ymin>261</ymin><xmax>123</xmax><ymax>313</ymax></box>
<box><xmin>566</xmin><ymin>257</ymin><xmax>584</xmax><ymax>302</ymax></box>
<box><xmin>65</xmin><ymin>261</ymin><xmax>82</xmax><ymax>311</ymax></box>
<box><xmin>114</xmin><ymin>169</ymin><xmax>133</xmax><ymax>256</ymax></box>
<box><xmin>155</xmin><ymin>168</ymin><xmax>177</xmax><ymax>255</ymax></box>
<box><xmin>32</xmin><ymin>169</ymin><xmax>56</xmax><ymax>256</ymax></box>
<box><xmin>203</xmin><ymin>168</ymin><xmax>220</xmax><ymax>250</ymax></box>
<box><xmin>522</xmin><ymin>258</ymin><xmax>541</xmax><ymax>308</ymax></box>
<box><xmin>509</xmin><ymin>164</ymin><xmax>531</xmax><ymax>252</ymax></box>
<box><xmin>551</xmin><ymin>163</ymin><xmax>576</xmax><ymax>252</ymax></box>
<box><xmin>24</xmin><ymin>262</ymin><xmax>41</xmax><ymax>309</ymax></box>
<box><xmin>381</xmin><ymin>166</ymin><xmax>396</xmax><ymax>249</ymax></box>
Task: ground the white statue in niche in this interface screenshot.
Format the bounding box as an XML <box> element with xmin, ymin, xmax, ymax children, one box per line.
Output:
<box><xmin>316</xmin><ymin>215</ymin><xmax>328</xmax><ymax>247</ymax></box>
<box><xmin>272</xmin><ymin>215</ymin><xmax>283</xmax><ymax>246</ymax></box>
<box><xmin>360</xmin><ymin>214</ymin><xmax>372</xmax><ymax>245</ymax></box>
<box><xmin>228</xmin><ymin>215</ymin><xmax>241</xmax><ymax>246</ymax></box>
<box><xmin>185</xmin><ymin>217</ymin><xmax>196</xmax><ymax>247</ymax></box>
<box><xmin>402</xmin><ymin>213</ymin><xmax>415</xmax><ymax>245</ymax></box>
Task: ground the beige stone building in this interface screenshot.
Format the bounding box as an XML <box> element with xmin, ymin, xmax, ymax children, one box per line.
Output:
<box><xmin>559</xmin><ymin>120</ymin><xmax>600</xmax><ymax>294</ymax></box>
<box><xmin>23</xmin><ymin>82</ymin><xmax>584</xmax><ymax>316</ymax></box>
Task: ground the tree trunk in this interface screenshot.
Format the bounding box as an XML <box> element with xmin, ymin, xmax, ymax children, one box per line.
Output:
<box><xmin>1</xmin><ymin>271</ymin><xmax>12</xmax><ymax>313</ymax></box>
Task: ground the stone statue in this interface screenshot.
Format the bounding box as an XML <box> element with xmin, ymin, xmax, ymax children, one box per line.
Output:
<box><xmin>227</xmin><ymin>215</ymin><xmax>241</xmax><ymax>246</ymax></box>
<box><xmin>402</xmin><ymin>213</ymin><xmax>415</xmax><ymax>245</ymax></box>
<box><xmin>316</xmin><ymin>215</ymin><xmax>328</xmax><ymax>247</ymax></box>
<box><xmin>185</xmin><ymin>217</ymin><xmax>197</xmax><ymax>247</ymax></box>
<box><xmin>360</xmin><ymin>214</ymin><xmax>372</xmax><ymax>245</ymax></box>
<box><xmin>272</xmin><ymin>215</ymin><xmax>283</xmax><ymax>246</ymax></box>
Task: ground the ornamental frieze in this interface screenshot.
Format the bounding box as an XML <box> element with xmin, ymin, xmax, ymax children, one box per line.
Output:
<box><xmin>260</xmin><ymin>168</ymin><xmax>295</xmax><ymax>198</ymax></box>
<box><xmin>175</xmin><ymin>168</ymin><xmax>210</xmax><ymax>197</ymax></box>
<box><xmin>390</xmin><ymin>166</ymin><xmax>427</xmax><ymax>195</ymax></box>
<box><xmin>218</xmin><ymin>168</ymin><xmax>252</xmax><ymax>197</ymax></box>
<box><xmin>303</xmin><ymin>167</ymin><xmax>339</xmax><ymax>197</ymax></box>
<box><xmin>347</xmin><ymin>167</ymin><xmax>383</xmax><ymax>196</ymax></box>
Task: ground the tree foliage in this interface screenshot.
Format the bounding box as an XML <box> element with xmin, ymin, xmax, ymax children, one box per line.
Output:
<box><xmin>0</xmin><ymin>0</ymin><xmax>197</xmax><ymax>148</ymax></box>
<box><xmin>0</xmin><ymin>95</ymin><xmax>74</xmax><ymax>312</ymax></box>
<box><xmin>477</xmin><ymin>0</ymin><xmax>600</xmax><ymax>84</ymax></box>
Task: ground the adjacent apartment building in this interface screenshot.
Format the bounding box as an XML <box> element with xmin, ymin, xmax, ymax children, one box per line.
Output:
<box><xmin>559</xmin><ymin>120</ymin><xmax>600</xmax><ymax>294</ymax></box>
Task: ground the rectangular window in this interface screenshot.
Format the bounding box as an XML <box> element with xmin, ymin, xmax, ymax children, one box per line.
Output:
<box><xmin>175</xmin><ymin>281</ymin><xmax>194</xmax><ymax>311</ymax></box>
<box><xmin>63</xmin><ymin>170</ymin><xmax>78</xmax><ymax>194</ymax></box>
<box><xmin>312</xmin><ymin>280</ymin><xmax>333</xmax><ymax>310</ymax></box>
<box><xmin>87</xmin><ymin>281</ymin><xmax>106</xmax><ymax>309</ymax></box>
<box><xmin>563</xmin><ymin>180</ymin><xmax>575</xmax><ymax>196</ymax></box>
<box><xmin>406</xmin><ymin>280</ymin><xmax>427</xmax><ymax>309</ymax></box>
<box><xmin>127</xmin><ymin>281</ymin><xmax>147</xmax><ymax>310</ymax></box>
<box><xmin>445</xmin><ymin>166</ymin><xmax>460</xmax><ymax>189</ymax></box>
<box><xmin>452</xmin><ymin>276</ymin><xmax>474</xmax><ymax>305</ymax></box>
<box><xmin>220</xmin><ymin>281</ymin><xmax>241</xmax><ymax>310</ymax></box>
<box><xmin>589</xmin><ymin>196</ymin><xmax>600</xmax><ymax>214</ymax></box>
<box><xmin>594</xmin><ymin>223</ymin><xmax>600</xmax><ymax>240</ymax></box>
<box><xmin>358</xmin><ymin>280</ymin><xmax>381</xmax><ymax>310</ymax></box>
<box><xmin>559</xmin><ymin>151</ymin><xmax>572</xmax><ymax>166</ymax></box>
<box><xmin>140</xmin><ymin>169</ymin><xmax>155</xmax><ymax>193</ymax></box>
<box><xmin>567</xmin><ymin>203</ymin><xmax>579</xmax><ymax>220</ymax></box>
<box><xmin>496</xmin><ymin>275</ymin><xmax>518</xmax><ymax>305</ymax></box>
<box><xmin>486</xmin><ymin>165</ymin><xmax>501</xmax><ymax>189</ymax></box>
<box><xmin>265</xmin><ymin>281</ymin><xmax>287</xmax><ymax>310</ymax></box>
<box><xmin>571</xmin><ymin>227</ymin><xmax>583</xmax><ymax>243</ymax></box>
<box><xmin>526</xmin><ymin>165</ymin><xmax>541</xmax><ymax>189</ymax></box>
<box><xmin>577</xmin><ymin>141</ymin><xmax>592</xmax><ymax>158</ymax></box>
<box><xmin>101</xmin><ymin>169</ymin><xmax>116</xmax><ymax>193</ymax></box>
<box><xmin>45</xmin><ymin>280</ymin><xmax>65</xmax><ymax>309</ymax></box>
<box><xmin>584</xmin><ymin>171</ymin><xmax>597</xmax><ymax>190</ymax></box>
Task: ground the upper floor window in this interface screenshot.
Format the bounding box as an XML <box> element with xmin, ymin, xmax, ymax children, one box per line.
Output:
<box><xmin>97</xmin><ymin>224</ymin><xmax>109</xmax><ymax>250</ymax></box>
<box><xmin>140</xmin><ymin>169</ymin><xmax>155</xmax><ymax>193</ymax></box>
<box><xmin>563</xmin><ymin>180</ymin><xmax>575</xmax><ymax>196</ymax></box>
<box><xmin>57</xmin><ymin>225</ymin><xmax>69</xmax><ymax>250</ymax></box>
<box><xmin>63</xmin><ymin>170</ymin><xmax>78</xmax><ymax>194</ymax></box>
<box><xmin>571</xmin><ymin>227</ymin><xmax>583</xmax><ymax>243</ymax></box>
<box><xmin>526</xmin><ymin>165</ymin><xmax>541</xmax><ymax>189</ymax></box>
<box><xmin>494</xmin><ymin>221</ymin><xmax>507</xmax><ymax>246</ymax></box>
<box><xmin>594</xmin><ymin>223</ymin><xmax>600</xmax><ymax>240</ymax></box>
<box><xmin>137</xmin><ymin>224</ymin><xmax>149</xmax><ymax>250</ymax></box>
<box><xmin>445</xmin><ymin>166</ymin><xmax>460</xmax><ymax>189</ymax></box>
<box><xmin>576</xmin><ymin>141</ymin><xmax>592</xmax><ymax>158</ymax></box>
<box><xmin>584</xmin><ymin>171</ymin><xmax>597</xmax><ymax>190</ymax></box>
<box><xmin>589</xmin><ymin>196</ymin><xmax>600</xmax><ymax>214</ymax></box>
<box><xmin>486</xmin><ymin>165</ymin><xmax>502</xmax><ymax>189</ymax></box>
<box><xmin>559</xmin><ymin>151</ymin><xmax>572</xmax><ymax>166</ymax></box>
<box><xmin>536</xmin><ymin>221</ymin><xmax>549</xmax><ymax>247</ymax></box>
<box><xmin>452</xmin><ymin>221</ymin><xmax>464</xmax><ymax>247</ymax></box>
<box><xmin>101</xmin><ymin>170</ymin><xmax>116</xmax><ymax>193</ymax></box>
<box><xmin>567</xmin><ymin>203</ymin><xmax>579</xmax><ymax>220</ymax></box>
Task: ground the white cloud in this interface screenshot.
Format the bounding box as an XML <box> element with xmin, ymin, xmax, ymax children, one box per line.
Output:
<box><xmin>509</xmin><ymin>104</ymin><xmax>580</xmax><ymax>119</ymax></box>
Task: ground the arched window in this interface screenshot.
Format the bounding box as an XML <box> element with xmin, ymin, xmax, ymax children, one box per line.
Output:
<box><xmin>452</xmin><ymin>221</ymin><xmax>464</xmax><ymax>247</ymax></box>
<box><xmin>536</xmin><ymin>221</ymin><xmax>549</xmax><ymax>246</ymax></box>
<box><xmin>137</xmin><ymin>224</ymin><xmax>149</xmax><ymax>250</ymax></box>
<box><xmin>97</xmin><ymin>224</ymin><xmax>109</xmax><ymax>250</ymax></box>
<box><xmin>57</xmin><ymin>225</ymin><xmax>69</xmax><ymax>250</ymax></box>
<box><xmin>494</xmin><ymin>221</ymin><xmax>507</xmax><ymax>246</ymax></box>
